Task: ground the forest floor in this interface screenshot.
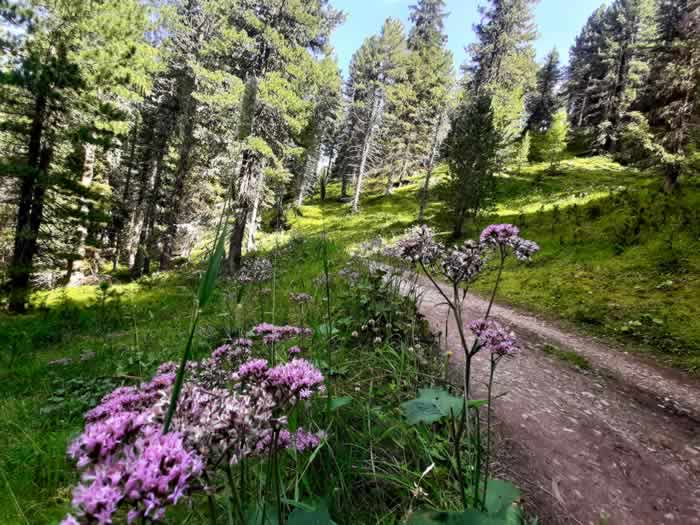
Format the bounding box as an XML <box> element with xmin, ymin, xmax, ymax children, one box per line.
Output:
<box><xmin>412</xmin><ymin>273</ymin><xmax>700</xmax><ymax>525</ymax></box>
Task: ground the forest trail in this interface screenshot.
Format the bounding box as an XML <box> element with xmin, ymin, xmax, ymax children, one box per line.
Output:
<box><xmin>410</xmin><ymin>274</ymin><xmax>700</xmax><ymax>525</ymax></box>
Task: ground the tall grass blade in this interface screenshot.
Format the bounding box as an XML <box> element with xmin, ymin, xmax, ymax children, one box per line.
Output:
<box><xmin>163</xmin><ymin>222</ymin><xmax>228</xmax><ymax>433</ymax></box>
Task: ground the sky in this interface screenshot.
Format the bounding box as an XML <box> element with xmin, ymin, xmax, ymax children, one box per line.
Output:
<box><xmin>330</xmin><ymin>0</ymin><xmax>605</xmax><ymax>77</ymax></box>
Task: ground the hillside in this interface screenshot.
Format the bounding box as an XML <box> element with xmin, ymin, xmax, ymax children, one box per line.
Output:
<box><xmin>290</xmin><ymin>157</ymin><xmax>700</xmax><ymax>372</ymax></box>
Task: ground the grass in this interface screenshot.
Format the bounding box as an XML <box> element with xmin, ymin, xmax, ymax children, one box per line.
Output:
<box><xmin>540</xmin><ymin>344</ymin><xmax>592</xmax><ymax>370</ymax></box>
<box><xmin>288</xmin><ymin>156</ymin><xmax>700</xmax><ymax>373</ymax></box>
<box><xmin>0</xmin><ymin>236</ymin><xmax>464</xmax><ymax>524</ymax></box>
<box><xmin>1</xmin><ymin>154</ymin><xmax>697</xmax><ymax>523</ymax></box>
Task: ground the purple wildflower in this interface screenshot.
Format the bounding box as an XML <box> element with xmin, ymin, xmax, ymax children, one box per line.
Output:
<box><xmin>469</xmin><ymin>319</ymin><xmax>519</xmax><ymax>356</ymax></box>
<box><xmin>237</xmin><ymin>358</ymin><xmax>269</xmax><ymax>380</ymax></box>
<box><xmin>292</xmin><ymin>429</ymin><xmax>326</xmax><ymax>452</ymax></box>
<box><xmin>439</xmin><ymin>240</ymin><xmax>486</xmax><ymax>284</ymax></box>
<box><xmin>266</xmin><ymin>359</ymin><xmax>325</xmax><ymax>401</ymax></box>
<box><xmin>393</xmin><ymin>225</ymin><xmax>442</xmax><ymax>265</ymax></box>
<box><xmin>511</xmin><ymin>238</ymin><xmax>540</xmax><ymax>261</ymax></box>
<box><xmin>253</xmin><ymin>323</ymin><xmax>312</xmax><ymax>344</ymax></box>
<box><xmin>287</xmin><ymin>346</ymin><xmax>302</xmax><ymax>358</ymax></box>
<box><xmin>479</xmin><ymin>224</ymin><xmax>520</xmax><ymax>246</ymax></box>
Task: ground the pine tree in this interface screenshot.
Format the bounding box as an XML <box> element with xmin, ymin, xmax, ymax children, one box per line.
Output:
<box><xmin>641</xmin><ymin>0</ymin><xmax>699</xmax><ymax>190</ymax></box>
<box><xmin>444</xmin><ymin>95</ymin><xmax>503</xmax><ymax>237</ymax></box>
<box><xmin>565</xmin><ymin>0</ymin><xmax>656</xmax><ymax>152</ymax></box>
<box><xmin>515</xmin><ymin>130</ymin><xmax>531</xmax><ymax>173</ymax></box>
<box><xmin>0</xmin><ymin>0</ymin><xmax>157</xmax><ymax>311</ymax></box>
<box><xmin>465</xmin><ymin>0</ymin><xmax>538</xmax><ymax>96</ymax></box>
<box><xmin>463</xmin><ymin>0</ymin><xmax>538</xmax><ymax>163</ymax></box>
<box><xmin>540</xmin><ymin>109</ymin><xmax>569</xmax><ymax>173</ymax></box>
<box><xmin>526</xmin><ymin>48</ymin><xmax>561</xmax><ymax>133</ymax></box>
<box><xmin>407</xmin><ymin>0</ymin><xmax>454</xmax><ymax>220</ymax></box>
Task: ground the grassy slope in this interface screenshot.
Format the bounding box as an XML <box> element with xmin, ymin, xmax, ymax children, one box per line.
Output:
<box><xmin>289</xmin><ymin>156</ymin><xmax>700</xmax><ymax>372</ymax></box>
<box><xmin>0</xmin><ymin>237</ymin><xmax>457</xmax><ymax>523</ymax></box>
<box><xmin>1</xmin><ymin>155</ymin><xmax>697</xmax><ymax>524</ymax></box>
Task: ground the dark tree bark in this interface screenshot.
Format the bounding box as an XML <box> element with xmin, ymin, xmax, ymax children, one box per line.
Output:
<box><xmin>8</xmin><ymin>94</ymin><xmax>49</xmax><ymax>313</ymax></box>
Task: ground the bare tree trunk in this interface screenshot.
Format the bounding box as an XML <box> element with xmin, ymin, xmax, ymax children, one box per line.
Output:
<box><xmin>111</xmin><ymin>121</ymin><xmax>139</xmax><ymax>271</ymax></box>
<box><xmin>386</xmin><ymin>144</ymin><xmax>409</xmax><ymax>195</ymax></box>
<box><xmin>131</xmin><ymin>152</ymin><xmax>163</xmax><ymax>277</ymax></box>
<box><xmin>418</xmin><ymin>117</ymin><xmax>444</xmax><ymax>223</ymax></box>
<box><xmin>352</xmin><ymin>95</ymin><xmax>382</xmax><ymax>213</ymax></box>
<box><xmin>247</xmin><ymin>170</ymin><xmax>265</xmax><ymax>252</ymax></box>
<box><xmin>8</xmin><ymin>94</ymin><xmax>48</xmax><ymax>313</ymax></box>
<box><xmin>65</xmin><ymin>143</ymin><xmax>96</xmax><ymax>284</ymax></box>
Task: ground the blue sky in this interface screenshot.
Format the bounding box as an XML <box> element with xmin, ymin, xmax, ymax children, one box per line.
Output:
<box><xmin>330</xmin><ymin>0</ymin><xmax>605</xmax><ymax>76</ymax></box>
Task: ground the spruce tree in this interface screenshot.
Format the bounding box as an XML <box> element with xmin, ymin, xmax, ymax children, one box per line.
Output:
<box><xmin>0</xmin><ymin>0</ymin><xmax>157</xmax><ymax>311</ymax></box>
<box><xmin>444</xmin><ymin>95</ymin><xmax>503</xmax><ymax>238</ymax></box>
<box><xmin>407</xmin><ymin>0</ymin><xmax>454</xmax><ymax>220</ymax></box>
<box><xmin>642</xmin><ymin>0</ymin><xmax>699</xmax><ymax>190</ymax></box>
<box><xmin>526</xmin><ymin>48</ymin><xmax>561</xmax><ymax>133</ymax></box>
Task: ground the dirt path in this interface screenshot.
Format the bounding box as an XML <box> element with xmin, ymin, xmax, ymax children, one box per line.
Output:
<box><xmin>411</xmin><ymin>274</ymin><xmax>700</xmax><ymax>525</ymax></box>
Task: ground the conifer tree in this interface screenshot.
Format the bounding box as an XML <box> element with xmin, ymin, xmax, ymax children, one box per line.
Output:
<box><xmin>444</xmin><ymin>95</ymin><xmax>503</xmax><ymax>237</ymax></box>
<box><xmin>566</xmin><ymin>0</ymin><xmax>656</xmax><ymax>152</ymax></box>
<box><xmin>0</xmin><ymin>0</ymin><xmax>157</xmax><ymax>311</ymax></box>
<box><xmin>407</xmin><ymin>0</ymin><xmax>454</xmax><ymax>220</ymax></box>
<box><xmin>526</xmin><ymin>48</ymin><xmax>561</xmax><ymax>133</ymax></box>
<box><xmin>641</xmin><ymin>0</ymin><xmax>699</xmax><ymax>190</ymax></box>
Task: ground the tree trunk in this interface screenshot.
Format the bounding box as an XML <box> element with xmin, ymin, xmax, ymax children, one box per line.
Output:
<box><xmin>452</xmin><ymin>205</ymin><xmax>468</xmax><ymax>239</ymax></box>
<box><xmin>418</xmin><ymin>119</ymin><xmax>443</xmax><ymax>223</ymax></box>
<box><xmin>65</xmin><ymin>143</ymin><xmax>96</xmax><ymax>284</ymax></box>
<box><xmin>228</xmin><ymin>205</ymin><xmax>249</xmax><ymax>272</ymax></box>
<box><xmin>664</xmin><ymin>163</ymin><xmax>680</xmax><ymax>193</ymax></box>
<box><xmin>352</xmin><ymin>95</ymin><xmax>382</xmax><ymax>213</ymax></box>
<box><xmin>8</xmin><ymin>95</ymin><xmax>48</xmax><ymax>313</ymax></box>
<box><xmin>112</xmin><ymin>121</ymin><xmax>139</xmax><ymax>271</ymax></box>
<box><xmin>246</xmin><ymin>170</ymin><xmax>265</xmax><ymax>252</ymax></box>
<box><xmin>386</xmin><ymin>145</ymin><xmax>409</xmax><ymax>195</ymax></box>
<box><xmin>131</xmin><ymin>152</ymin><xmax>164</xmax><ymax>277</ymax></box>
<box><xmin>160</xmin><ymin>100</ymin><xmax>197</xmax><ymax>271</ymax></box>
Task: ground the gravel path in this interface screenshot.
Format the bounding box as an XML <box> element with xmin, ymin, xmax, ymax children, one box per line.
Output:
<box><xmin>410</xmin><ymin>274</ymin><xmax>700</xmax><ymax>525</ymax></box>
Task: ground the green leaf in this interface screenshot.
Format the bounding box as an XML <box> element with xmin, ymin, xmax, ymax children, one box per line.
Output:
<box><xmin>329</xmin><ymin>396</ymin><xmax>352</xmax><ymax>411</ymax></box>
<box><xmin>401</xmin><ymin>389</ymin><xmax>485</xmax><ymax>425</ymax></box>
<box><xmin>197</xmin><ymin>226</ymin><xmax>228</xmax><ymax>308</ymax></box>
<box><xmin>288</xmin><ymin>507</ymin><xmax>336</xmax><ymax>525</ymax></box>
<box><xmin>316</xmin><ymin>323</ymin><xmax>339</xmax><ymax>337</ymax></box>
<box><xmin>408</xmin><ymin>510</ymin><xmax>505</xmax><ymax>524</ymax></box>
<box><xmin>484</xmin><ymin>480</ymin><xmax>521</xmax><ymax>516</ymax></box>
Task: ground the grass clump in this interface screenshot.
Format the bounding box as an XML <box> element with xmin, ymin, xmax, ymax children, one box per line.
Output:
<box><xmin>540</xmin><ymin>344</ymin><xmax>592</xmax><ymax>370</ymax></box>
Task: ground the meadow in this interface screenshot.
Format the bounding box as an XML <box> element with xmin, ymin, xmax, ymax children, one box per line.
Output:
<box><xmin>1</xmin><ymin>156</ymin><xmax>698</xmax><ymax>524</ymax></box>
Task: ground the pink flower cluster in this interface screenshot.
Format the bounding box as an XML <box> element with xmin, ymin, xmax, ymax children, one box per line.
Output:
<box><xmin>253</xmin><ymin>322</ymin><xmax>313</xmax><ymax>344</ymax></box>
<box><xmin>468</xmin><ymin>319</ymin><xmax>519</xmax><ymax>356</ymax></box>
<box><xmin>479</xmin><ymin>224</ymin><xmax>540</xmax><ymax>261</ymax></box>
<box><xmin>61</xmin><ymin>338</ymin><xmax>325</xmax><ymax>525</ymax></box>
<box><xmin>440</xmin><ymin>240</ymin><xmax>486</xmax><ymax>285</ymax></box>
<box><xmin>64</xmin><ymin>368</ymin><xmax>201</xmax><ymax>524</ymax></box>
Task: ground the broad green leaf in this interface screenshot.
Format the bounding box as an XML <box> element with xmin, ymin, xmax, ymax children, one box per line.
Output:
<box><xmin>329</xmin><ymin>396</ymin><xmax>352</xmax><ymax>411</ymax></box>
<box><xmin>484</xmin><ymin>480</ymin><xmax>521</xmax><ymax>516</ymax></box>
<box><xmin>280</xmin><ymin>498</ymin><xmax>316</xmax><ymax>512</ymax></box>
<box><xmin>288</xmin><ymin>507</ymin><xmax>336</xmax><ymax>525</ymax></box>
<box><xmin>401</xmin><ymin>389</ymin><xmax>485</xmax><ymax>425</ymax></box>
<box><xmin>316</xmin><ymin>323</ymin><xmax>339</xmax><ymax>337</ymax></box>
